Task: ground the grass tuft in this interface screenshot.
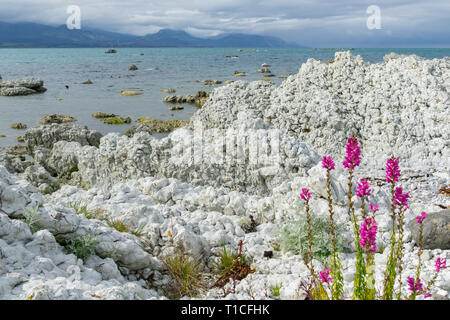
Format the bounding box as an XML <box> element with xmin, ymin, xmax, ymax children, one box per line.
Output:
<box><xmin>213</xmin><ymin>240</ymin><xmax>254</xmax><ymax>296</ymax></box>
<box><xmin>163</xmin><ymin>251</ymin><xmax>206</xmax><ymax>299</ymax></box>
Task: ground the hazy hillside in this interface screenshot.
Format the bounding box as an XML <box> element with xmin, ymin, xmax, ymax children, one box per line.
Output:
<box><xmin>0</xmin><ymin>22</ymin><xmax>302</xmax><ymax>48</ymax></box>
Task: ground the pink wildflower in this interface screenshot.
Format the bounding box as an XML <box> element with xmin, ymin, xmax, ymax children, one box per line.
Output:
<box><xmin>343</xmin><ymin>137</ymin><xmax>361</xmax><ymax>170</ymax></box>
<box><xmin>416</xmin><ymin>212</ymin><xmax>427</xmax><ymax>224</ymax></box>
<box><xmin>407</xmin><ymin>277</ymin><xmax>423</xmax><ymax>293</ymax></box>
<box><xmin>300</xmin><ymin>188</ymin><xmax>312</xmax><ymax>201</ymax></box>
<box><xmin>321</xmin><ymin>156</ymin><xmax>335</xmax><ymax>171</ymax></box>
<box><xmin>435</xmin><ymin>258</ymin><xmax>447</xmax><ymax>273</ymax></box>
<box><xmin>356</xmin><ymin>178</ymin><xmax>371</xmax><ymax>197</ymax></box>
<box><xmin>424</xmin><ymin>293</ymin><xmax>432</xmax><ymax>299</ymax></box>
<box><xmin>369</xmin><ymin>203</ymin><xmax>379</xmax><ymax>213</ymax></box>
<box><xmin>394</xmin><ymin>187</ymin><xmax>409</xmax><ymax>209</ymax></box>
<box><xmin>359</xmin><ymin>218</ymin><xmax>377</xmax><ymax>252</ymax></box>
<box><xmin>319</xmin><ymin>269</ymin><xmax>334</xmax><ymax>284</ymax></box>
<box><xmin>386</xmin><ymin>157</ymin><xmax>401</xmax><ymax>183</ymax></box>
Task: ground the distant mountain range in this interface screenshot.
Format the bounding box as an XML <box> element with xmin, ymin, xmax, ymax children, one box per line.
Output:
<box><xmin>0</xmin><ymin>22</ymin><xmax>303</xmax><ymax>48</ymax></box>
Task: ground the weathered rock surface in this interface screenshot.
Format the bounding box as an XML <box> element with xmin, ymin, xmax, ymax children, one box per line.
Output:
<box><xmin>21</xmin><ymin>165</ymin><xmax>60</xmax><ymax>194</ymax></box>
<box><xmin>39</xmin><ymin>114</ymin><xmax>77</xmax><ymax>125</ymax></box>
<box><xmin>163</xmin><ymin>91</ymin><xmax>209</xmax><ymax>106</ymax></box>
<box><xmin>192</xmin><ymin>51</ymin><xmax>450</xmax><ymax>171</ymax></box>
<box><xmin>1</xmin><ymin>52</ymin><xmax>449</xmax><ymax>300</ymax></box>
<box><xmin>0</xmin><ymin>165</ymin><xmax>166</xmax><ymax>299</ymax></box>
<box><xmin>408</xmin><ymin>210</ymin><xmax>450</xmax><ymax>250</ymax></box>
<box><xmin>10</xmin><ymin>123</ymin><xmax>27</xmax><ymax>129</ymax></box>
<box><xmin>0</xmin><ymin>78</ymin><xmax>47</xmax><ymax>96</ymax></box>
<box><xmin>24</xmin><ymin>124</ymin><xmax>103</xmax><ymax>153</ymax></box>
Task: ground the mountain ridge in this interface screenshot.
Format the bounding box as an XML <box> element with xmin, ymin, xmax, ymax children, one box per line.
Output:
<box><xmin>0</xmin><ymin>22</ymin><xmax>304</xmax><ymax>48</ymax></box>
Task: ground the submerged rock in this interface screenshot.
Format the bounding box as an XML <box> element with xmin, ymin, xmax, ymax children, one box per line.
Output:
<box><xmin>100</xmin><ymin>117</ymin><xmax>132</xmax><ymax>125</ymax></box>
<box><xmin>39</xmin><ymin>114</ymin><xmax>77</xmax><ymax>125</ymax></box>
<box><xmin>92</xmin><ymin>112</ymin><xmax>117</xmax><ymax>119</ymax></box>
<box><xmin>10</xmin><ymin>123</ymin><xmax>27</xmax><ymax>130</ymax></box>
<box><xmin>120</xmin><ymin>90</ymin><xmax>144</xmax><ymax>96</ymax></box>
<box><xmin>161</xmin><ymin>88</ymin><xmax>176</xmax><ymax>93</ymax></box>
<box><xmin>163</xmin><ymin>91</ymin><xmax>209</xmax><ymax>107</ymax></box>
<box><xmin>168</xmin><ymin>106</ymin><xmax>184</xmax><ymax>111</ymax></box>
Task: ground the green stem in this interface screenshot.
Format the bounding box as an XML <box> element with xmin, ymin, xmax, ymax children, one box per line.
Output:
<box><xmin>382</xmin><ymin>181</ymin><xmax>397</xmax><ymax>300</ymax></box>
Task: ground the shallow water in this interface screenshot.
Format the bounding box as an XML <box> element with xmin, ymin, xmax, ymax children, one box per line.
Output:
<box><xmin>0</xmin><ymin>47</ymin><xmax>449</xmax><ymax>147</ymax></box>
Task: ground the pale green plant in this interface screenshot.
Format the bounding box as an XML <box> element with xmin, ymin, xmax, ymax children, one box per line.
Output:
<box><xmin>278</xmin><ymin>212</ymin><xmax>348</xmax><ymax>264</ymax></box>
<box><xmin>64</xmin><ymin>231</ymin><xmax>99</xmax><ymax>261</ymax></box>
<box><xmin>22</xmin><ymin>206</ymin><xmax>42</xmax><ymax>234</ymax></box>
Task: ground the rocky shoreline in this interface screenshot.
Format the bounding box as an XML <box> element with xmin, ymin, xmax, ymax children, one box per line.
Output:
<box><xmin>0</xmin><ymin>51</ymin><xmax>448</xmax><ymax>300</ymax></box>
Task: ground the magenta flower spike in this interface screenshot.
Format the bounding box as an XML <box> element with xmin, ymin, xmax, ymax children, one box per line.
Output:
<box><xmin>343</xmin><ymin>137</ymin><xmax>361</xmax><ymax>170</ymax></box>
<box><xmin>356</xmin><ymin>178</ymin><xmax>371</xmax><ymax>198</ymax></box>
<box><xmin>386</xmin><ymin>157</ymin><xmax>401</xmax><ymax>183</ymax></box>
<box><xmin>394</xmin><ymin>187</ymin><xmax>410</xmax><ymax>209</ymax></box>
<box><xmin>416</xmin><ymin>211</ymin><xmax>427</xmax><ymax>224</ymax></box>
<box><xmin>300</xmin><ymin>188</ymin><xmax>312</xmax><ymax>201</ymax></box>
<box><xmin>407</xmin><ymin>277</ymin><xmax>423</xmax><ymax>293</ymax></box>
<box><xmin>359</xmin><ymin>218</ymin><xmax>377</xmax><ymax>252</ymax></box>
<box><xmin>369</xmin><ymin>203</ymin><xmax>379</xmax><ymax>213</ymax></box>
<box><xmin>322</xmin><ymin>156</ymin><xmax>335</xmax><ymax>170</ymax></box>
<box><xmin>319</xmin><ymin>269</ymin><xmax>334</xmax><ymax>284</ymax></box>
<box><xmin>435</xmin><ymin>258</ymin><xmax>447</xmax><ymax>273</ymax></box>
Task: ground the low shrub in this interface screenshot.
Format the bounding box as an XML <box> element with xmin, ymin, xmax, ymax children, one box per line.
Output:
<box><xmin>63</xmin><ymin>231</ymin><xmax>99</xmax><ymax>261</ymax></box>
<box><xmin>278</xmin><ymin>212</ymin><xmax>348</xmax><ymax>263</ymax></box>
<box><xmin>22</xmin><ymin>206</ymin><xmax>42</xmax><ymax>234</ymax></box>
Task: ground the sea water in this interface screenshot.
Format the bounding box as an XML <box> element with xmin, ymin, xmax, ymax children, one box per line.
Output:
<box><xmin>0</xmin><ymin>47</ymin><xmax>449</xmax><ymax>147</ymax></box>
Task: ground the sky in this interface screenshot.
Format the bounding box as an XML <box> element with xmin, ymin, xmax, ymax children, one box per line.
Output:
<box><xmin>0</xmin><ymin>0</ymin><xmax>449</xmax><ymax>47</ymax></box>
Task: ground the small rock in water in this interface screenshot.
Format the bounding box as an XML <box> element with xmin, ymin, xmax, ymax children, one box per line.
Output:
<box><xmin>120</xmin><ymin>90</ymin><xmax>144</xmax><ymax>96</ymax></box>
<box><xmin>10</xmin><ymin>123</ymin><xmax>27</xmax><ymax>130</ymax></box>
<box><xmin>168</xmin><ymin>106</ymin><xmax>184</xmax><ymax>111</ymax></box>
<box><xmin>39</xmin><ymin>114</ymin><xmax>77</xmax><ymax>125</ymax></box>
<box><xmin>100</xmin><ymin>117</ymin><xmax>132</xmax><ymax>125</ymax></box>
<box><xmin>92</xmin><ymin>112</ymin><xmax>117</xmax><ymax>119</ymax></box>
<box><xmin>161</xmin><ymin>88</ymin><xmax>176</xmax><ymax>93</ymax></box>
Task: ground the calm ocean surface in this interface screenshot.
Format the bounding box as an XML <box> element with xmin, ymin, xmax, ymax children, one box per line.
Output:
<box><xmin>0</xmin><ymin>47</ymin><xmax>449</xmax><ymax>147</ymax></box>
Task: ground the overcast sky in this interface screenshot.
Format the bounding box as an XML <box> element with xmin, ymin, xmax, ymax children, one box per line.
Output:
<box><xmin>0</xmin><ymin>0</ymin><xmax>449</xmax><ymax>47</ymax></box>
